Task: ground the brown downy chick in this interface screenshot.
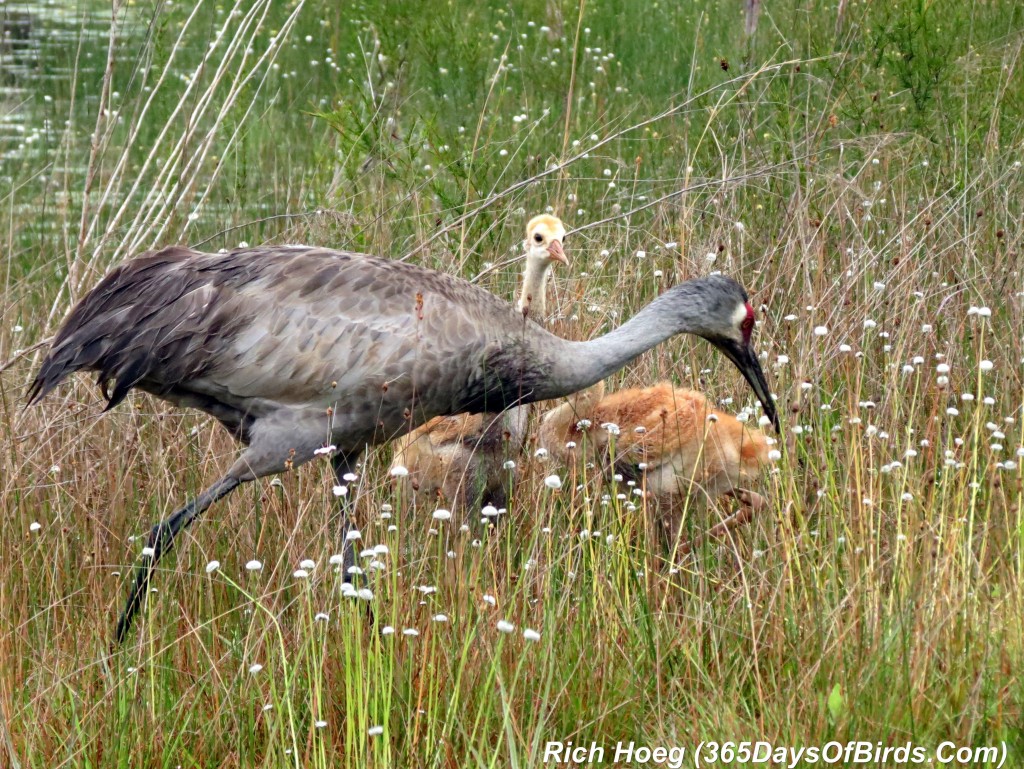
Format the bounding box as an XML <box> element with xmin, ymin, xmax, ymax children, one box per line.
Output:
<box><xmin>538</xmin><ymin>381</ymin><xmax>770</xmax><ymax>541</ymax></box>
<box><xmin>391</xmin><ymin>214</ymin><xmax>568</xmax><ymax>511</ymax></box>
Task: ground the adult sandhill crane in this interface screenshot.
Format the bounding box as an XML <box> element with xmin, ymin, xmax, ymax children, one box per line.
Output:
<box><xmin>538</xmin><ymin>379</ymin><xmax>771</xmax><ymax>547</ymax></box>
<box><xmin>391</xmin><ymin>214</ymin><xmax>566</xmax><ymax>511</ymax></box>
<box><xmin>28</xmin><ymin>244</ymin><xmax>778</xmax><ymax>643</ymax></box>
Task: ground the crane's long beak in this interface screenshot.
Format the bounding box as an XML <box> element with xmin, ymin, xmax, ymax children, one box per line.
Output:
<box><xmin>720</xmin><ymin>339</ymin><xmax>780</xmax><ymax>432</ymax></box>
<box><xmin>547</xmin><ymin>239</ymin><xmax>568</xmax><ymax>265</ymax></box>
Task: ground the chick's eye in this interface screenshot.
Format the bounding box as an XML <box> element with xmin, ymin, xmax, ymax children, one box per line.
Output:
<box><xmin>534</xmin><ymin>233</ymin><xmax>544</xmax><ymax>243</ymax></box>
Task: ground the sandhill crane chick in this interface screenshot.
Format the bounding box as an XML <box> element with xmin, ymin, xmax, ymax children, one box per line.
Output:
<box><xmin>391</xmin><ymin>214</ymin><xmax>567</xmax><ymax>511</ymax></box>
<box><xmin>538</xmin><ymin>381</ymin><xmax>770</xmax><ymax>545</ymax></box>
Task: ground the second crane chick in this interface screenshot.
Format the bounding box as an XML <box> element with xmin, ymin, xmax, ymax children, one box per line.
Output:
<box><xmin>537</xmin><ymin>380</ymin><xmax>770</xmax><ymax>546</ymax></box>
<box><xmin>391</xmin><ymin>214</ymin><xmax>567</xmax><ymax>512</ymax></box>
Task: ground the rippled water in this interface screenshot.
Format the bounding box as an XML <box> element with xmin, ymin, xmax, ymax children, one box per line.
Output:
<box><xmin>1</xmin><ymin>2</ymin><xmax>142</xmax><ymax>165</ymax></box>
<box><xmin>0</xmin><ymin>0</ymin><xmax>330</xmax><ymax>262</ymax></box>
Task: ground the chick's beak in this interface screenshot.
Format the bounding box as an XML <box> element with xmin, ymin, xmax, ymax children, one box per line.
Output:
<box><xmin>547</xmin><ymin>239</ymin><xmax>568</xmax><ymax>265</ymax></box>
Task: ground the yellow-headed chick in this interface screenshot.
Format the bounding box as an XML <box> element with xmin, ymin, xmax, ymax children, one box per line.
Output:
<box><xmin>391</xmin><ymin>214</ymin><xmax>567</xmax><ymax>511</ymax></box>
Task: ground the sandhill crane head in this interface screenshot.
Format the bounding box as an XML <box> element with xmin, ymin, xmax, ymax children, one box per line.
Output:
<box><xmin>668</xmin><ymin>273</ymin><xmax>778</xmax><ymax>431</ymax></box>
<box><xmin>524</xmin><ymin>214</ymin><xmax>567</xmax><ymax>266</ymax></box>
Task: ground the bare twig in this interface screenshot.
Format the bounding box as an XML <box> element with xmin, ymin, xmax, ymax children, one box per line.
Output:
<box><xmin>191</xmin><ymin>211</ymin><xmax>325</xmax><ymax>249</ymax></box>
<box><xmin>0</xmin><ymin>338</ymin><xmax>52</xmax><ymax>376</ymax></box>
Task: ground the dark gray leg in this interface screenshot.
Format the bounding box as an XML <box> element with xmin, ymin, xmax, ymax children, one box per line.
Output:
<box><xmin>332</xmin><ymin>452</ymin><xmax>375</xmax><ymax>625</ymax></box>
<box><xmin>113</xmin><ymin>475</ymin><xmax>240</xmax><ymax>645</ymax></box>
<box><xmin>331</xmin><ymin>453</ymin><xmax>359</xmax><ymax>584</ymax></box>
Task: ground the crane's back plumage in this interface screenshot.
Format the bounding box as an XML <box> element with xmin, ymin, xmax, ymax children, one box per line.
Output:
<box><xmin>30</xmin><ymin>245</ymin><xmax>553</xmax><ymax>450</ymax></box>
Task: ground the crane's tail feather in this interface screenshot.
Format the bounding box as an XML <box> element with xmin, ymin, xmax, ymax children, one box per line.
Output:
<box><xmin>27</xmin><ymin>245</ymin><xmax>238</xmax><ymax>409</ymax></box>
<box><xmin>26</xmin><ymin>344</ymin><xmax>94</xmax><ymax>406</ymax></box>
<box><xmin>27</xmin><ymin>332</ymin><xmax>151</xmax><ymax>410</ymax></box>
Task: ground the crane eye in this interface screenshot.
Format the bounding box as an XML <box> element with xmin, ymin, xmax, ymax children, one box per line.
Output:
<box><xmin>533</xmin><ymin>233</ymin><xmax>544</xmax><ymax>243</ymax></box>
<box><xmin>741</xmin><ymin>317</ymin><xmax>754</xmax><ymax>333</ymax></box>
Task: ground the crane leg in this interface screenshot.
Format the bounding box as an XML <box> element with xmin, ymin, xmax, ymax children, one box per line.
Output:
<box><xmin>331</xmin><ymin>452</ymin><xmax>376</xmax><ymax>623</ymax></box>
<box><xmin>113</xmin><ymin>475</ymin><xmax>240</xmax><ymax>646</ymax></box>
<box><xmin>331</xmin><ymin>453</ymin><xmax>360</xmax><ymax>584</ymax></box>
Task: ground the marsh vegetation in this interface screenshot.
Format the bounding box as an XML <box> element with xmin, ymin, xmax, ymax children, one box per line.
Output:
<box><xmin>1</xmin><ymin>0</ymin><xmax>1023</xmax><ymax>765</ymax></box>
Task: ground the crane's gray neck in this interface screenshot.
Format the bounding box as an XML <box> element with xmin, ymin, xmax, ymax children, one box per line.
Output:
<box><xmin>538</xmin><ymin>283</ymin><xmax>716</xmax><ymax>399</ymax></box>
<box><xmin>516</xmin><ymin>256</ymin><xmax>551</xmax><ymax>316</ymax></box>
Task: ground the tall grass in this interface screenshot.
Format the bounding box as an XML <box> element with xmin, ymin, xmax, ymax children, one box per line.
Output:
<box><xmin>1</xmin><ymin>0</ymin><xmax>1023</xmax><ymax>766</ymax></box>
